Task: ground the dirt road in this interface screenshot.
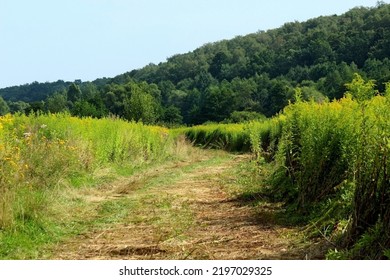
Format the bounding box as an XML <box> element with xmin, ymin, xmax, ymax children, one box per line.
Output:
<box><xmin>51</xmin><ymin>150</ymin><xmax>305</xmax><ymax>260</ymax></box>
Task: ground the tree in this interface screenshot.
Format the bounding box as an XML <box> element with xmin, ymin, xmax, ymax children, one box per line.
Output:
<box><xmin>8</xmin><ymin>101</ymin><xmax>30</xmax><ymax>114</ymax></box>
<box><xmin>199</xmin><ymin>84</ymin><xmax>234</xmax><ymax>123</ymax></box>
<box><xmin>225</xmin><ymin>111</ymin><xmax>266</xmax><ymax>123</ymax></box>
<box><xmin>67</xmin><ymin>83</ymin><xmax>82</xmax><ymax>103</ymax></box>
<box><xmin>25</xmin><ymin>101</ymin><xmax>45</xmax><ymax>115</ymax></box>
<box><xmin>124</xmin><ymin>83</ymin><xmax>160</xmax><ymax>124</ymax></box>
<box><xmin>162</xmin><ymin>106</ymin><xmax>183</xmax><ymax>125</ymax></box>
<box><xmin>345</xmin><ymin>73</ymin><xmax>377</xmax><ymax>102</ymax></box>
<box><xmin>265</xmin><ymin>79</ymin><xmax>294</xmax><ymax>116</ymax></box>
<box><xmin>46</xmin><ymin>91</ymin><xmax>68</xmax><ymax>113</ymax></box>
<box><xmin>209</xmin><ymin>51</ymin><xmax>229</xmax><ymax>80</ymax></box>
<box><xmin>0</xmin><ymin>96</ymin><xmax>10</xmax><ymax>115</ymax></box>
<box><xmin>72</xmin><ymin>101</ymin><xmax>102</xmax><ymax>118</ymax></box>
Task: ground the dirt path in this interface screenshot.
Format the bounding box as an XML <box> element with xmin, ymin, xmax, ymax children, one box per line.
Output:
<box><xmin>51</xmin><ymin>151</ymin><xmax>305</xmax><ymax>260</ymax></box>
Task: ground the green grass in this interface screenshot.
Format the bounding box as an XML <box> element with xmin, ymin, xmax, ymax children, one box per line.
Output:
<box><xmin>177</xmin><ymin>124</ymin><xmax>251</xmax><ymax>152</ymax></box>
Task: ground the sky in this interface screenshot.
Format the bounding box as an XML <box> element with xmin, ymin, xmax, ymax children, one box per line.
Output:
<box><xmin>0</xmin><ymin>0</ymin><xmax>385</xmax><ymax>88</ymax></box>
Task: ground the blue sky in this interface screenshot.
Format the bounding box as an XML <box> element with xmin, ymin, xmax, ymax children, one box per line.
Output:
<box><xmin>0</xmin><ymin>0</ymin><xmax>385</xmax><ymax>88</ymax></box>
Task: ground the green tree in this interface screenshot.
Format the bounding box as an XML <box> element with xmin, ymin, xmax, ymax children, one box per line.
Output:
<box><xmin>124</xmin><ymin>83</ymin><xmax>160</xmax><ymax>124</ymax></box>
<box><xmin>345</xmin><ymin>73</ymin><xmax>377</xmax><ymax>102</ymax></box>
<box><xmin>25</xmin><ymin>101</ymin><xmax>45</xmax><ymax>115</ymax></box>
<box><xmin>8</xmin><ymin>101</ymin><xmax>30</xmax><ymax>114</ymax></box>
<box><xmin>162</xmin><ymin>106</ymin><xmax>183</xmax><ymax>125</ymax></box>
<box><xmin>199</xmin><ymin>83</ymin><xmax>233</xmax><ymax>123</ymax></box>
<box><xmin>67</xmin><ymin>83</ymin><xmax>82</xmax><ymax>103</ymax></box>
<box><xmin>209</xmin><ymin>51</ymin><xmax>229</xmax><ymax>80</ymax></box>
<box><xmin>72</xmin><ymin>101</ymin><xmax>102</xmax><ymax>118</ymax></box>
<box><xmin>46</xmin><ymin>91</ymin><xmax>68</xmax><ymax>113</ymax></box>
<box><xmin>0</xmin><ymin>97</ymin><xmax>10</xmax><ymax>115</ymax></box>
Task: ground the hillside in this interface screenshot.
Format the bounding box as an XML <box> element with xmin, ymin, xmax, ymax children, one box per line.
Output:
<box><xmin>1</xmin><ymin>3</ymin><xmax>389</xmax><ymax>124</ymax></box>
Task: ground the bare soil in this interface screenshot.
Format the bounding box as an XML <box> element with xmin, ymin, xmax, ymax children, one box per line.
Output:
<box><xmin>51</xmin><ymin>152</ymin><xmax>310</xmax><ymax>260</ymax></box>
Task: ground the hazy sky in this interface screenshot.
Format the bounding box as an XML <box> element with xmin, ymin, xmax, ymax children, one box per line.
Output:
<box><xmin>0</xmin><ymin>0</ymin><xmax>385</xmax><ymax>88</ymax></box>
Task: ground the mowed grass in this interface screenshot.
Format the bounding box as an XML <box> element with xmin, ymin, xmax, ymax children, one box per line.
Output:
<box><xmin>47</xmin><ymin>149</ymin><xmax>231</xmax><ymax>259</ymax></box>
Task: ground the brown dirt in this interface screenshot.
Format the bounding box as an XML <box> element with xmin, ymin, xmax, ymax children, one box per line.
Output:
<box><xmin>51</xmin><ymin>153</ymin><xmax>308</xmax><ymax>260</ymax></box>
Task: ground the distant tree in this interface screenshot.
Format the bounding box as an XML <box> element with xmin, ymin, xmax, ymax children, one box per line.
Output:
<box><xmin>8</xmin><ymin>101</ymin><xmax>30</xmax><ymax>114</ymax></box>
<box><xmin>158</xmin><ymin>80</ymin><xmax>176</xmax><ymax>105</ymax></box>
<box><xmin>231</xmin><ymin>77</ymin><xmax>258</xmax><ymax>111</ymax></box>
<box><xmin>168</xmin><ymin>90</ymin><xmax>187</xmax><ymax>109</ymax></box>
<box><xmin>193</xmin><ymin>71</ymin><xmax>216</xmax><ymax>92</ymax></box>
<box><xmin>345</xmin><ymin>73</ymin><xmax>377</xmax><ymax>102</ymax></box>
<box><xmin>224</xmin><ymin>111</ymin><xmax>266</xmax><ymax>123</ymax></box>
<box><xmin>162</xmin><ymin>106</ymin><xmax>183</xmax><ymax>125</ymax></box>
<box><xmin>265</xmin><ymin>79</ymin><xmax>294</xmax><ymax>116</ymax></box>
<box><xmin>199</xmin><ymin>84</ymin><xmax>234</xmax><ymax>123</ymax></box>
<box><xmin>209</xmin><ymin>51</ymin><xmax>229</xmax><ymax>80</ymax></box>
<box><xmin>72</xmin><ymin>101</ymin><xmax>103</xmax><ymax>118</ymax></box>
<box><xmin>182</xmin><ymin>89</ymin><xmax>202</xmax><ymax>124</ymax></box>
<box><xmin>25</xmin><ymin>101</ymin><xmax>45</xmax><ymax>115</ymax></box>
<box><xmin>0</xmin><ymin>96</ymin><xmax>10</xmax><ymax>115</ymax></box>
<box><xmin>80</xmin><ymin>82</ymin><xmax>98</xmax><ymax>100</ymax></box>
<box><xmin>46</xmin><ymin>91</ymin><xmax>68</xmax><ymax>113</ymax></box>
<box><xmin>124</xmin><ymin>83</ymin><xmax>160</xmax><ymax>124</ymax></box>
<box><xmin>67</xmin><ymin>83</ymin><xmax>82</xmax><ymax>103</ymax></box>
<box><xmin>364</xmin><ymin>58</ymin><xmax>390</xmax><ymax>92</ymax></box>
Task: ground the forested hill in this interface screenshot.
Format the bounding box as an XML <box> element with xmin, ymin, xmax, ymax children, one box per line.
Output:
<box><xmin>1</xmin><ymin>3</ymin><xmax>390</xmax><ymax>124</ymax></box>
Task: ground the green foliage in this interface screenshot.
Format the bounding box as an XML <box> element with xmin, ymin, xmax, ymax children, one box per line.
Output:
<box><xmin>180</xmin><ymin>124</ymin><xmax>250</xmax><ymax>152</ymax></box>
<box><xmin>7</xmin><ymin>101</ymin><xmax>30</xmax><ymax>114</ymax></box>
<box><xmin>46</xmin><ymin>91</ymin><xmax>68</xmax><ymax>113</ymax></box>
<box><xmin>0</xmin><ymin>97</ymin><xmax>10</xmax><ymax>116</ymax></box>
<box><xmin>72</xmin><ymin>101</ymin><xmax>102</xmax><ymax>118</ymax></box>
<box><xmin>224</xmin><ymin>111</ymin><xmax>266</xmax><ymax>123</ymax></box>
<box><xmin>124</xmin><ymin>82</ymin><xmax>161</xmax><ymax>124</ymax></box>
<box><xmin>243</xmin><ymin>76</ymin><xmax>390</xmax><ymax>259</ymax></box>
<box><xmin>67</xmin><ymin>83</ymin><xmax>82</xmax><ymax>104</ymax></box>
<box><xmin>162</xmin><ymin>106</ymin><xmax>183</xmax><ymax>125</ymax></box>
<box><xmin>345</xmin><ymin>73</ymin><xmax>377</xmax><ymax>101</ymax></box>
<box><xmin>247</xmin><ymin>117</ymin><xmax>284</xmax><ymax>162</ymax></box>
<box><xmin>0</xmin><ymin>80</ymin><xmax>72</xmax><ymax>102</ymax></box>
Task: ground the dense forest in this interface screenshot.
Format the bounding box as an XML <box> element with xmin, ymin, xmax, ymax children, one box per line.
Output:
<box><xmin>1</xmin><ymin>3</ymin><xmax>390</xmax><ymax>124</ymax></box>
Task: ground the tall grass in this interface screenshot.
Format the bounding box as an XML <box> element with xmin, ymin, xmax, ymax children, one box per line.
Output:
<box><xmin>180</xmin><ymin>123</ymin><xmax>250</xmax><ymax>152</ymax></box>
<box><xmin>183</xmin><ymin>75</ymin><xmax>390</xmax><ymax>258</ymax></box>
<box><xmin>0</xmin><ymin>113</ymin><xmax>174</xmax><ymax>232</ymax></box>
<box><xmin>247</xmin><ymin>76</ymin><xmax>390</xmax><ymax>259</ymax></box>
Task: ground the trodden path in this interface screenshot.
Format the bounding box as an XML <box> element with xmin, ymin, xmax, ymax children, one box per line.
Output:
<box><xmin>51</xmin><ymin>151</ymin><xmax>308</xmax><ymax>260</ymax></box>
